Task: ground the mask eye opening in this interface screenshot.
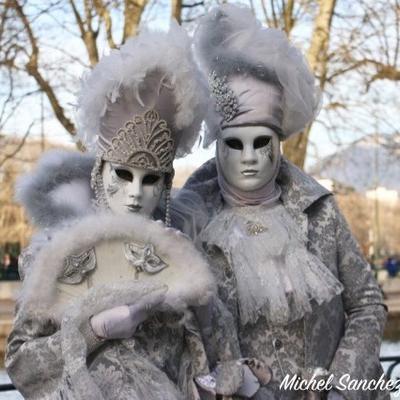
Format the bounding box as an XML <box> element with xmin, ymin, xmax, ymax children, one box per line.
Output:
<box><xmin>114</xmin><ymin>168</ymin><xmax>133</xmax><ymax>182</ymax></box>
<box><xmin>254</xmin><ymin>136</ymin><xmax>271</xmax><ymax>149</ymax></box>
<box><xmin>224</xmin><ymin>138</ymin><xmax>243</xmax><ymax>150</ymax></box>
<box><xmin>142</xmin><ymin>174</ymin><xmax>160</xmax><ymax>185</ymax></box>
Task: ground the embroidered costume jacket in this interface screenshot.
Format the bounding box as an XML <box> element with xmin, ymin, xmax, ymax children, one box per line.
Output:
<box><xmin>183</xmin><ymin>158</ymin><xmax>389</xmax><ymax>400</ymax></box>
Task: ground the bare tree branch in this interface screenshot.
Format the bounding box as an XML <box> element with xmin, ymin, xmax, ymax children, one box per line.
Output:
<box><xmin>394</xmin><ymin>0</ymin><xmax>400</xmax><ymax>62</ymax></box>
<box><xmin>283</xmin><ymin>0</ymin><xmax>294</xmax><ymax>35</ymax></box>
<box><xmin>0</xmin><ymin>121</ymin><xmax>34</xmax><ymax>168</ymax></box>
<box><xmin>0</xmin><ymin>69</ymin><xmax>14</xmax><ymax>127</ymax></box>
<box><xmin>10</xmin><ymin>0</ymin><xmax>77</xmax><ymax>137</ymax></box>
<box><xmin>69</xmin><ymin>0</ymin><xmax>99</xmax><ymax>65</ymax></box>
<box><xmin>182</xmin><ymin>1</ymin><xmax>203</xmax><ymax>8</ymax></box>
<box><xmin>0</xmin><ymin>0</ymin><xmax>9</xmax><ymax>44</ymax></box>
<box><xmin>93</xmin><ymin>0</ymin><xmax>116</xmax><ymax>48</ymax></box>
<box><xmin>1</xmin><ymin>0</ymin><xmax>399</xmax><ymax>171</ymax></box>
<box><xmin>327</xmin><ymin>58</ymin><xmax>400</xmax><ymax>88</ymax></box>
<box><xmin>269</xmin><ymin>0</ymin><xmax>279</xmax><ymax>28</ymax></box>
<box><xmin>259</xmin><ymin>0</ymin><xmax>270</xmax><ymax>25</ymax></box>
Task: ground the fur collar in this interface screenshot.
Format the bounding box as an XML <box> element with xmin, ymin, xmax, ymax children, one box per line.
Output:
<box><xmin>15</xmin><ymin>150</ymin><xmax>95</xmax><ymax>229</ymax></box>
<box><xmin>182</xmin><ymin>157</ymin><xmax>331</xmax><ymax>216</ymax></box>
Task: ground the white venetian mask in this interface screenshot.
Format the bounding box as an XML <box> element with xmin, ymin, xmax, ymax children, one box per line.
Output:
<box><xmin>216</xmin><ymin>126</ymin><xmax>280</xmax><ymax>192</ymax></box>
<box><xmin>101</xmin><ymin>161</ymin><xmax>165</xmax><ymax>217</ymax></box>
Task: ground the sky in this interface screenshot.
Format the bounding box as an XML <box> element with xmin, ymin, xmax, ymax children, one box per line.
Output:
<box><xmin>1</xmin><ymin>0</ymin><xmax>399</xmax><ymax>171</ymax></box>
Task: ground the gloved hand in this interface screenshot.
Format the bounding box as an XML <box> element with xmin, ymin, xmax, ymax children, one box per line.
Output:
<box><xmin>327</xmin><ymin>389</ymin><xmax>345</xmax><ymax>400</ymax></box>
<box><xmin>90</xmin><ymin>286</ymin><xmax>167</xmax><ymax>339</ymax></box>
<box><xmin>195</xmin><ymin>360</ymin><xmax>245</xmax><ymax>396</ymax></box>
<box><xmin>235</xmin><ymin>365</ymin><xmax>261</xmax><ymax>398</ymax></box>
<box><xmin>196</xmin><ymin>358</ymin><xmax>271</xmax><ymax>398</ymax></box>
<box><xmin>241</xmin><ymin>358</ymin><xmax>273</xmax><ymax>385</ymax></box>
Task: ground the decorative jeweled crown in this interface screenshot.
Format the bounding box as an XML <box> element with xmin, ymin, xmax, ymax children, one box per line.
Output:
<box><xmin>102</xmin><ymin>110</ymin><xmax>175</xmax><ymax>173</ymax></box>
<box><xmin>208</xmin><ymin>71</ymin><xmax>239</xmax><ymax>123</ymax></box>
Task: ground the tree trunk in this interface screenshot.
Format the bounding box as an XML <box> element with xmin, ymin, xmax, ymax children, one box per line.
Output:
<box><xmin>123</xmin><ymin>0</ymin><xmax>148</xmax><ymax>42</ymax></box>
<box><xmin>171</xmin><ymin>0</ymin><xmax>182</xmax><ymax>24</ymax></box>
<box><xmin>93</xmin><ymin>0</ymin><xmax>116</xmax><ymax>48</ymax></box>
<box><xmin>283</xmin><ymin>0</ymin><xmax>295</xmax><ymax>35</ymax></box>
<box><xmin>283</xmin><ymin>0</ymin><xmax>336</xmax><ymax>168</ymax></box>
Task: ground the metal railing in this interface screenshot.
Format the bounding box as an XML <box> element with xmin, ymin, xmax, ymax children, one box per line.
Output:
<box><xmin>0</xmin><ymin>383</ymin><xmax>16</xmax><ymax>392</ymax></box>
<box><xmin>381</xmin><ymin>356</ymin><xmax>400</xmax><ymax>378</ymax></box>
<box><xmin>380</xmin><ymin>355</ymin><xmax>400</xmax><ymax>392</ymax></box>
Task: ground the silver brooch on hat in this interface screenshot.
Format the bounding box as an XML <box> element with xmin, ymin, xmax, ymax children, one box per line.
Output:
<box><xmin>208</xmin><ymin>71</ymin><xmax>239</xmax><ymax>123</ymax></box>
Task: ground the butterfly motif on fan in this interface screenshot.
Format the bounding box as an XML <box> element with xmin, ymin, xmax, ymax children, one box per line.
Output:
<box><xmin>124</xmin><ymin>242</ymin><xmax>169</xmax><ymax>279</ymax></box>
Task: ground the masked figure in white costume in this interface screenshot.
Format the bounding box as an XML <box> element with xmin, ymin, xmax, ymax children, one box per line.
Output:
<box><xmin>182</xmin><ymin>5</ymin><xmax>389</xmax><ymax>400</ymax></box>
<box><xmin>4</xmin><ymin>24</ymin><xmax>239</xmax><ymax>400</ymax></box>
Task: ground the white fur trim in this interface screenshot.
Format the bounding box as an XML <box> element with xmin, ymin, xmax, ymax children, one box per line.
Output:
<box><xmin>21</xmin><ymin>212</ymin><xmax>216</xmax><ymax>321</ymax></box>
<box><xmin>50</xmin><ymin>179</ymin><xmax>92</xmax><ymax>216</ymax></box>
<box><xmin>15</xmin><ymin>150</ymin><xmax>95</xmax><ymax>228</ymax></box>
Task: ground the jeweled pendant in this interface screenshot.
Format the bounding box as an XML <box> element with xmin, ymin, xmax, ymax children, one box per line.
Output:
<box><xmin>246</xmin><ymin>221</ymin><xmax>268</xmax><ymax>236</ymax></box>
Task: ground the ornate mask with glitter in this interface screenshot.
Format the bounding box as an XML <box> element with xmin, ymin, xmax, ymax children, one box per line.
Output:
<box><xmin>208</xmin><ymin>71</ymin><xmax>239</xmax><ymax>123</ymax></box>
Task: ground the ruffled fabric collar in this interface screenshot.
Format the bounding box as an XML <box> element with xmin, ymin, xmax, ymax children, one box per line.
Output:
<box><xmin>201</xmin><ymin>201</ymin><xmax>343</xmax><ymax>326</ymax></box>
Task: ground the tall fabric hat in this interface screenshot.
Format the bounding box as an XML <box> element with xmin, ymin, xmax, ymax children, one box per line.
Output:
<box><xmin>193</xmin><ymin>4</ymin><xmax>321</xmax><ymax>146</ymax></box>
<box><xmin>76</xmin><ymin>22</ymin><xmax>207</xmax><ymax>174</ymax></box>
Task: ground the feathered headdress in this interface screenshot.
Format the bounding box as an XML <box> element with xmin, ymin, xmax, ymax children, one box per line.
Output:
<box><xmin>194</xmin><ymin>4</ymin><xmax>321</xmax><ymax>145</ymax></box>
<box><xmin>76</xmin><ymin>22</ymin><xmax>207</xmax><ymax>168</ymax></box>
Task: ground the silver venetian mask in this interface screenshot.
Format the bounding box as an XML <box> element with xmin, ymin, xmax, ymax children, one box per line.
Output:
<box><xmin>100</xmin><ymin>161</ymin><xmax>166</xmax><ymax>217</ymax></box>
<box><xmin>216</xmin><ymin>126</ymin><xmax>280</xmax><ymax>192</ymax></box>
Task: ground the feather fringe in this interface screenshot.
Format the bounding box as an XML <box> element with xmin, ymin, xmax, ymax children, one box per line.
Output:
<box><xmin>76</xmin><ymin>22</ymin><xmax>208</xmax><ymax>158</ymax></box>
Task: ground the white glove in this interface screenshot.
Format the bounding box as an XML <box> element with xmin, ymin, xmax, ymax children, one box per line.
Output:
<box><xmin>196</xmin><ymin>361</ymin><xmax>261</xmax><ymax>398</ymax></box>
<box><xmin>235</xmin><ymin>365</ymin><xmax>260</xmax><ymax>397</ymax></box>
<box><xmin>90</xmin><ymin>287</ymin><xmax>167</xmax><ymax>339</ymax></box>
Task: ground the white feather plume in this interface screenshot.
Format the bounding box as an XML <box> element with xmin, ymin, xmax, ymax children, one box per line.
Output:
<box><xmin>193</xmin><ymin>4</ymin><xmax>321</xmax><ymax>143</ymax></box>
<box><xmin>76</xmin><ymin>22</ymin><xmax>207</xmax><ymax>158</ymax></box>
